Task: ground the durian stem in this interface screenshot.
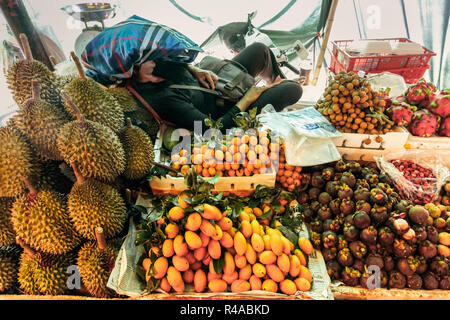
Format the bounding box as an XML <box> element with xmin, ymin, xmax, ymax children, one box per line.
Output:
<box><xmin>71</xmin><ymin>162</ymin><xmax>86</xmax><ymax>185</ymax></box>
<box><xmin>16</xmin><ymin>237</ymin><xmax>37</xmax><ymax>259</ymax></box>
<box><xmin>70</xmin><ymin>51</ymin><xmax>86</xmax><ymax>80</ymax></box>
<box><xmin>19</xmin><ymin>34</ymin><xmax>33</xmax><ymax>61</ymax></box>
<box><xmin>126</xmin><ymin>117</ymin><xmax>132</xmax><ymax>128</ymax></box>
<box><xmin>125</xmin><ymin>189</ymin><xmax>132</xmax><ymax>204</ymax></box>
<box><xmin>22</xmin><ymin>177</ymin><xmax>37</xmax><ymax>196</ymax></box>
<box><xmin>95</xmin><ymin>227</ymin><xmax>107</xmax><ymax>251</ymax></box>
<box><xmin>31</xmin><ymin>80</ymin><xmax>40</xmax><ymax>100</ymax></box>
<box><xmin>150</xmin><ymin>160</ymin><xmax>181</xmax><ymax>175</ymax></box>
<box><xmin>61</xmin><ymin>90</ymin><xmax>85</xmax><ymax>122</ymax></box>
<box><xmin>49</xmin><ymin>55</ymin><xmax>57</xmax><ymax>67</ymax></box>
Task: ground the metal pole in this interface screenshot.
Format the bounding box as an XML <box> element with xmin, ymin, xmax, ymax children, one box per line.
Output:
<box><xmin>0</xmin><ymin>0</ymin><xmax>54</xmax><ymax>70</ymax></box>
<box><xmin>311</xmin><ymin>0</ymin><xmax>339</xmax><ymax>86</ymax></box>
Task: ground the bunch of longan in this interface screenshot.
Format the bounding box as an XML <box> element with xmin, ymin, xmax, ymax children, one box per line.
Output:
<box><xmin>316</xmin><ymin>71</ymin><xmax>393</xmax><ymax>134</ymax></box>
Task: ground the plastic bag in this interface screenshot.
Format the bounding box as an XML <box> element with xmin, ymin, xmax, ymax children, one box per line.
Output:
<box><xmin>258</xmin><ymin>105</ymin><xmax>342</xmax><ymax>166</ymax></box>
<box><xmin>375</xmin><ymin>149</ymin><xmax>450</xmax><ymax>204</ymax></box>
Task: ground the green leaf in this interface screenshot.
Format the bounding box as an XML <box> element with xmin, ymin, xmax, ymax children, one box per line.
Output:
<box><xmin>147</xmin><ymin>209</ymin><xmax>164</xmax><ymax>223</ymax></box>
<box><xmin>147</xmin><ymin>165</ymin><xmax>170</xmax><ymax>179</ymax></box>
<box><xmin>278</xmin><ymin>226</ymin><xmax>299</xmax><ymax>248</ymax></box>
<box><xmin>206</xmin><ymin>174</ymin><xmax>220</xmax><ymax>185</ymax></box>
<box><xmin>260</xmin><ymin>208</ymin><xmax>273</xmax><ymax>219</ymax></box>
<box><xmin>213</xmin><ymin>251</ymin><xmax>226</xmax><ymax>274</ymax></box>
<box><xmin>249</xmin><ymin>107</ymin><xmax>258</xmax><ymax>119</ymax></box>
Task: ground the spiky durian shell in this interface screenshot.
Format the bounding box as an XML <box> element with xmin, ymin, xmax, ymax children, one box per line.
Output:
<box><xmin>118</xmin><ymin>121</ymin><xmax>155</xmax><ymax>180</ymax></box>
<box><xmin>107</xmin><ymin>87</ymin><xmax>138</xmax><ymax>113</ymax></box>
<box><xmin>68</xmin><ymin>180</ymin><xmax>126</xmax><ymax>240</ymax></box>
<box><xmin>63</xmin><ymin>78</ymin><xmax>124</xmax><ymax>132</ymax></box>
<box><xmin>0</xmin><ymin>251</ymin><xmax>17</xmax><ymax>293</ymax></box>
<box><xmin>57</xmin><ymin>119</ymin><xmax>125</xmax><ymax>182</ymax></box>
<box><xmin>129</xmin><ymin>107</ymin><xmax>160</xmax><ymax>137</ymax></box>
<box><xmin>56</xmin><ymin>74</ymin><xmax>77</xmax><ymax>90</ymax></box>
<box><xmin>77</xmin><ymin>239</ymin><xmax>122</xmax><ymax>298</ymax></box>
<box><xmin>36</xmin><ymin>161</ymin><xmax>74</xmax><ymax>194</ymax></box>
<box><xmin>11</xmin><ymin>190</ymin><xmax>80</xmax><ymax>255</ymax></box>
<box><xmin>6</xmin><ymin>60</ymin><xmax>61</xmax><ymax>109</ymax></box>
<box><xmin>15</xmin><ymin>99</ymin><xmax>70</xmax><ymax>161</ymax></box>
<box><xmin>18</xmin><ymin>252</ymin><xmax>74</xmax><ymax>295</ymax></box>
<box><xmin>0</xmin><ymin>127</ymin><xmax>38</xmax><ymax>197</ymax></box>
<box><xmin>0</xmin><ymin>197</ymin><xmax>16</xmax><ymax>246</ymax></box>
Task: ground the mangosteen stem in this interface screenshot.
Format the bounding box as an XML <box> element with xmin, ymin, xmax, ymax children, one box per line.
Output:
<box><xmin>22</xmin><ymin>177</ymin><xmax>37</xmax><ymax>196</ymax></box>
<box><xmin>19</xmin><ymin>34</ymin><xmax>33</xmax><ymax>61</ymax></box>
<box><xmin>70</xmin><ymin>51</ymin><xmax>86</xmax><ymax>80</ymax></box>
<box><xmin>70</xmin><ymin>162</ymin><xmax>86</xmax><ymax>185</ymax></box>
<box><xmin>61</xmin><ymin>90</ymin><xmax>85</xmax><ymax>123</ymax></box>
<box><xmin>16</xmin><ymin>237</ymin><xmax>37</xmax><ymax>259</ymax></box>
<box><xmin>95</xmin><ymin>227</ymin><xmax>107</xmax><ymax>251</ymax></box>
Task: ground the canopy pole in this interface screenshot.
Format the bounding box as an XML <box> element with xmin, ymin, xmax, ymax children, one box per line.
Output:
<box><xmin>311</xmin><ymin>0</ymin><xmax>339</xmax><ymax>86</ymax></box>
<box><xmin>0</xmin><ymin>0</ymin><xmax>53</xmax><ymax>70</ymax></box>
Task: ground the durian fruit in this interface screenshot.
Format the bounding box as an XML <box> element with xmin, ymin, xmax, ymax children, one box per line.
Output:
<box><xmin>15</xmin><ymin>81</ymin><xmax>70</xmax><ymax>161</ymax></box>
<box><xmin>6</xmin><ymin>34</ymin><xmax>61</xmax><ymax>109</ymax></box>
<box><xmin>119</xmin><ymin>118</ymin><xmax>155</xmax><ymax>180</ymax></box>
<box><xmin>57</xmin><ymin>92</ymin><xmax>126</xmax><ymax>182</ymax></box>
<box><xmin>18</xmin><ymin>249</ymin><xmax>74</xmax><ymax>296</ymax></box>
<box><xmin>0</xmin><ymin>250</ymin><xmax>18</xmax><ymax>293</ymax></box>
<box><xmin>130</xmin><ymin>107</ymin><xmax>160</xmax><ymax>137</ymax></box>
<box><xmin>0</xmin><ymin>197</ymin><xmax>16</xmax><ymax>246</ymax></box>
<box><xmin>68</xmin><ymin>164</ymin><xmax>126</xmax><ymax>240</ymax></box>
<box><xmin>11</xmin><ymin>181</ymin><xmax>80</xmax><ymax>255</ymax></box>
<box><xmin>63</xmin><ymin>52</ymin><xmax>124</xmax><ymax>132</ymax></box>
<box><xmin>37</xmin><ymin>161</ymin><xmax>74</xmax><ymax>194</ymax></box>
<box><xmin>77</xmin><ymin>227</ymin><xmax>122</xmax><ymax>297</ymax></box>
<box><xmin>107</xmin><ymin>87</ymin><xmax>139</xmax><ymax>113</ymax></box>
<box><xmin>0</xmin><ymin>126</ymin><xmax>38</xmax><ymax>197</ymax></box>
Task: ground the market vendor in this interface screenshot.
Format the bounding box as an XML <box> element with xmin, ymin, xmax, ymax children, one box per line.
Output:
<box><xmin>128</xmin><ymin>42</ymin><xmax>302</xmax><ymax>131</ymax></box>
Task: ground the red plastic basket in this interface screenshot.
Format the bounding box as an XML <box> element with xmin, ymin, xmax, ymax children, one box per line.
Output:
<box><xmin>329</xmin><ymin>38</ymin><xmax>436</xmax><ymax>83</ymax></box>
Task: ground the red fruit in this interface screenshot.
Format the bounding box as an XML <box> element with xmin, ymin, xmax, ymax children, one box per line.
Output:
<box><xmin>409</xmin><ymin>110</ymin><xmax>440</xmax><ymax>137</ymax></box>
<box><xmin>387</xmin><ymin>103</ymin><xmax>414</xmax><ymax>126</ymax></box>
<box><xmin>439</xmin><ymin>117</ymin><xmax>450</xmax><ymax>137</ymax></box>
<box><xmin>406</xmin><ymin>78</ymin><xmax>436</xmax><ymax>105</ymax></box>
<box><xmin>426</xmin><ymin>92</ymin><xmax>450</xmax><ymax>118</ymax></box>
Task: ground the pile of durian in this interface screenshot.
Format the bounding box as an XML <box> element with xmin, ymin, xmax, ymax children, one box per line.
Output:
<box><xmin>0</xmin><ymin>34</ymin><xmax>157</xmax><ymax>297</ymax></box>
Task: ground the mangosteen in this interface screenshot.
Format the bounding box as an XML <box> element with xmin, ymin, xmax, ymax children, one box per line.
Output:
<box><xmin>378</xmin><ymin>227</ymin><xmax>394</xmax><ymax>246</ymax></box>
<box><xmin>422</xmin><ymin>272</ymin><xmax>440</xmax><ymax>290</ymax></box>
<box><xmin>378</xmin><ymin>244</ymin><xmax>394</xmax><ymax>257</ymax></box>
<box><xmin>360</xmin><ymin>226</ymin><xmax>378</xmax><ymax>245</ymax></box>
<box><xmin>359</xmin><ymin>272</ymin><xmax>371</xmax><ymax>289</ymax></box>
<box><xmin>378</xmin><ymin>173</ymin><xmax>391</xmax><ymax>184</ymax></box>
<box><xmin>429</xmin><ymin>256</ymin><xmax>449</xmax><ymax>276</ymax></box>
<box><xmin>352</xmin><ymin>260</ymin><xmax>365</xmax><ymax>273</ymax></box>
<box><xmin>389</xmin><ymin>270</ymin><xmax>406</xmax><ymax>289</ymax></box>
<box><xmin>322</xmin><ymin>167</ymin><xmax>335</xmax><ymax>181</ymax></box>
<box><xmin>426</xmin><ymin>226</ymin><xmax>439</xmax><ymax>243</ymax></box>
<box><xmin>353</xmin><ymin>211</ymin><xmax>371</xmax><ymax>229</ymax></box>
<box><xmin>397</xmin><ymin>256</ymin><xmax>418</xmax><ymax>276</ymax></box>
<box><xmin>402</xmin><ymin>228</ymin><xmax>417</xmax><ymax>244</ymax></box>
<box><xmin>356</xmin><ymin>179</ymin><xmax>370</xmax><ymax>190</ymax></box>
<box><xmin>330</xmin><ymin>219</ymin><xmax>342</xmax><ymax>232</ymax></box>
<box><xmin>341</xmin><ymin>267</ymin><xmax>361</xmax><ymax>286</ymax></box>
<box><xmin>370</xmin><ymin>204</ymin><xmax>388</xmax><ymax>224</ymax></box>
<box><xmin>301</xmin><ymin>207</ymin><xmax>314</xmax><ymax>223</ymax></box>
<box><xmin>310</xmin><ymin>231</ymin><xmax>321</xmax><ymax>248</ymax></box>
<box><xmin>337</xmin><ymin>248</ymin><xmax>354</xmax><ymax>267</ymax></box>
<box><xmin>310</xmin><ymin>200</ymin><xmax>321</xmax><ymax>212</ymax></box>
<box><xmin>322</xmin><ymin>219</ymin><xmax>333</xmax><ymax>231</ymax></box>
<box><xmin>393</xmin><ymin>239</ymin><xmax>413</xmax><ymax>258</ymax></box>
<box><xmin>318</xmin><ymin>192</ymin><xmax>332</xmax><ymax>205</ymax></box>
<box><xmin>308</xmin><ymin>188</ymin><xmax>321</xmax><ymax>201</ymax></box>
<box><xmin>389</xmin><ymin>218</ymin><xmax>410</xmax><ymax>236</ymax></box>
<box><xmin>325</xmin><ymin>181</ymin><xmax>339</xmax><ymax>197</ymax></box>
<box><xmin>329</xmin><ymin>198</ymin><xmax>341</xmax><ymax>215</ymax></box>
<box><xmin>361</xmin><ymin>167</ymin><xmax>375</xmax><ymax>178</ymax></box>
<box><xmin>310</xmin><ymin>219</ymin><xmax>323</xmax><ymax>233</ymax></box>
<box><xmin>322</xmin><ymin>230</ymin><xmax>338</xmax><ymax>248</ymax></box>
<box><xmin>408</xmin><ymin>205</ymin><xmax>430</xmax><ymax>226</ymax></box>
<box><xmin>395</xmin><ymin>199</ymin><xmax>413</xmax><ymax>213</ymax></box>
<box><xmin>412</xmin><ymin>225</ymin><xmax>427</xmax><ymax>241</ymax></box>
<box><xmin>297</xmin><ymin>192</ymin><xmax>309</xmax><ymax>204</ymax></box>
<box><xmin>326</xmin><ymin>260</ymin><xmax>341</xmax><ymax>279</ymax></box>
<box><xmin>354</xmin><ymin>188</ymin><xmax>370</xmax><ymax>202</ymax></box>
<box><xmin>380</xmin><ymin>270</ymin><xmax>389</xmax><ymax>288</ymax></box>
<box><xmin>317</xmin><ymin>206</ymin><xmax>332</xmax><ymax>221</ymax></box>
<box><xmin>356</xmin><ymin>200</ymin><xmax>371</xmax><ymax>214</ymax></box>
<box><xmin>344</xmin><ymin>214</ymin><xmax>354</xmax><ymax>225</ymax></box>
<box><xmin>384</xmin><ymin>256</ymin><xmax>395</xmax><ymax>272</ymax></box>
<box><xmin>340</xmin><ymin>172</ymin><xmax>356</xmax><ymax>188</ymax></box>
<box><xmin>365</xmin><ymin>253</ymin><xmax>384</xmax><ymax>270</ymax></box>
<box><xmin>339</xmin><ymin>199</ymin><xmax>355</xmax><ymax>216</ymax></box>
<box><xmin>336</xmin><ymin>235</ymin><xmax>347</xmax><ymax>251</ymax></box>
<box><xmin>415</xmin><ymin>256</ymin><xmax>428</xmax><ymax>274</ymax></box>
<box><xmin>370</xmin><ymin>188</ymin><xmax>388</xmax><ymax>205</ymax></box>
<box><xmin>343</xmin><ymin>224</ymin><xmax>359</xmax><ymax>242</ymax></box>
<box><xmin>439</xmin><ymin>275</ymin><xmax>450</xmax><ymax>290</ymax></box>
<box><xmin>418</xmin><ymin>240</ymin><xmax>437</xmax><ymax>259</ymax></box>
<box><xmin>349</xmin><ymin>241</ymin><xmax>367</xmax><ymax>259</ymax></box>
<box><xmin>347</xmin><ymin>161</ymin><xmax>362</xmax><ymax>174</ymax></box>
<box><xmin>406</xmin><ymin>274</ymin><xmax>423</xmax><ymax>289</ymax></box>
<box><xmin>337</xmin><ymin>185</ymin><xmax>353</xmax><ymax>200</ymax></box>
<box><xmin>335</xmin><ymin>160</ymin><xmax>347</xmax><ymax>172</ymax></box>
<box><xmin>311</xmin><ymin>175</ymin><xmax>325</xmax><ymax>188</ymax></box>
<box><xmin>322</xmin><ymin>247</ymin><xmax>337</xmax><ymax>261</ymax></box>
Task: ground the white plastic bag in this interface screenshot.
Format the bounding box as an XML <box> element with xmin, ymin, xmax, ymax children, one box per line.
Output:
<box><xmin>258</xmin><ymin>106</ymin><xmax>342</xmax><ymax>166</ymax></box>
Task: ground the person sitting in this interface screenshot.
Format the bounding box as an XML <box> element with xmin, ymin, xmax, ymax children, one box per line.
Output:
<box><xmin>127</xmin><ymin>42</ymin><xmax>302</xmax><ymax>132</ymax></box>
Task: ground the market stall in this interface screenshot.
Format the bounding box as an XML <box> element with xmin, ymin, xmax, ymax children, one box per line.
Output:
<box><xmin>0</xmin><ymin>0</ymin><xmax>449</xmax><ymax>302</ymax></box>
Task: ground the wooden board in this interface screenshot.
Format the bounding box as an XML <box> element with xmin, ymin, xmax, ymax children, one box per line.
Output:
<box><xmin>332</xmin><ymin>286</ymin><xmax>450</xmax><ymax>300</ymax></box>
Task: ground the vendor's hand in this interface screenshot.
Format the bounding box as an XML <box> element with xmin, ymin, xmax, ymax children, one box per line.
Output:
<box><xmin>137</xmin><ymin>60</ymin><xmax>165</xmax><ymax>83</ymax></box>
<box><xmin>188</xmin><ymin>66</ymin><xmax>218</xmax><ymax>90</ymax></box>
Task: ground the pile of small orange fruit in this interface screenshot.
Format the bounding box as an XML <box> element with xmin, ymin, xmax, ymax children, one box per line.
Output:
<box><xmin>275</xmin><ymin>145</ymin><xmax>310</xmax><ymax>192</ymax></box>
<box><xmin>170</xmin><ymin>132</ymin><xmax>280</xmax><ymax>177</ymax></box>
<box><xmin>142</xmin><ymin>195</ymin><xmax>315</xmax><ymax>295</ymax></box>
